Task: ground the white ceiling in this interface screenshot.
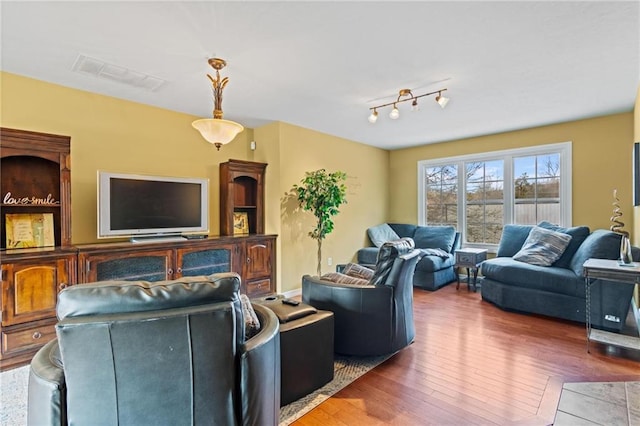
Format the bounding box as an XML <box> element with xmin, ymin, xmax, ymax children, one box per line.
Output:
<box><xmin>1</xmin><ymin>1</ymin><xmax>638</xmax><ymax>150</ymax></box>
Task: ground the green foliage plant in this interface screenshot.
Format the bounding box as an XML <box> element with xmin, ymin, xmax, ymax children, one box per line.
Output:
<box><xmin>294</xmin><ymin>169</ymin><xmax>347</xmax><ymax>276</ymax></box>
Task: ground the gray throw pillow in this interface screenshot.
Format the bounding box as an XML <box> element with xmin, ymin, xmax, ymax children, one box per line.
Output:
<box><xmin>513</xmin><ymin>226</ymin><xmax>572</xmax><ymax>267</ymax></box>
<box><xmin>537</xmin><ymin>221</ymin><xmax>590</xmax><ymax>268</ymax></box>
<box><xmin>367</xmin><ymin>223</ymin><xmax>400</xmax><ymax>247</ymax></box>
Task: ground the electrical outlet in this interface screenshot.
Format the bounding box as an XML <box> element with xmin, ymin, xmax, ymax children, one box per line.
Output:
<box><xmin>327</xmin><ymin>257</ymin><xmax>333</xmax><ymax>266</ymax></box>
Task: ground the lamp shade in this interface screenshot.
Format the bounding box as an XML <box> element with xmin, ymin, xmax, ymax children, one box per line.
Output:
<box><xmin>192</xmin><ymin>118</ymin><xmax>244</xmax><ymax>148</ymax></box>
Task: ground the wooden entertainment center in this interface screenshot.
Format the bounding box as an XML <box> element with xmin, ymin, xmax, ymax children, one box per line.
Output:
<box><xmin>0</xmin><ymin>128</ymin><xmax>276</xmax><ymax>370</ymax></box>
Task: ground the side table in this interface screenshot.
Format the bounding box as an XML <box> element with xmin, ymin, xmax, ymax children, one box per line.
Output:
<box><xmin>455</xmin><ymin>248</ymin><xmax>487</xmax><ymax>292</ymax></box>
<box><xmin>583</xmin><ymin>258</ymin><xmax>640</xmax><ymax>354</ymax></box>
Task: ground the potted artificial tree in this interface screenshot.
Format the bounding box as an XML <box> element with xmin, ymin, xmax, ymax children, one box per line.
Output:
<box><xmin>294</xmin><ymin>169</ymin><xmax>347</xmax><ymax>276</ymax></box>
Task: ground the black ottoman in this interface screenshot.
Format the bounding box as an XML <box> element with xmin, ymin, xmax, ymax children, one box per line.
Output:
<box><xmin>255</xmin><ymin>295</ymin><xmax>334</xmax><ymax>406</ymax></box>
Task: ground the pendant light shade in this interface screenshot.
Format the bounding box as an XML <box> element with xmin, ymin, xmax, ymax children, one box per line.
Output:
<box><xmin>192</xmin><ymin>58</ymin><xmax>244</xmax><ymax>150</ymax></box>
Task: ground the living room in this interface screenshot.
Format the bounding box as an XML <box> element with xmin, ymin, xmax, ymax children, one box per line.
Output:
<box><xmin>1</xmin><ymin>1</ymin><xmax>640</xmax><ymax>425</ymax></box>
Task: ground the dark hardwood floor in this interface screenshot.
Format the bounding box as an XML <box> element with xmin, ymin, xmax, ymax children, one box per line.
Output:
<box><xmin>294</xmin><ymin>283</ymin><xmax>640</xmax><ymax>425</ymax></box>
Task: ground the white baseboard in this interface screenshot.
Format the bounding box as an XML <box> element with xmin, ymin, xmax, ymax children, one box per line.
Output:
<box><xmin>282</xmin><ymin>288</ymin><xmax>302</xmax><ymax>298</ymax></box>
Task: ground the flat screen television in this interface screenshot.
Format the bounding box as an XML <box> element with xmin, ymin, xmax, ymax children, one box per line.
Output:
<box><xmin>98</xmin><ymin>171</ymin><xmax>209</xmax><ymax>241</ymax></box>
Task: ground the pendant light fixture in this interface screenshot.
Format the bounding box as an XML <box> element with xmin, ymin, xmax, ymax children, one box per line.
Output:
<box><xmin>192</xmin><ymin>58</ymin><xmax>244</xmax><ymax>150</ymax></box>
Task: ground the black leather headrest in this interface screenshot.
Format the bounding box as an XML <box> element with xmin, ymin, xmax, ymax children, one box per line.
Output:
<box><xmin>57</xmin><ymin>273</ymin><xmax>240</xmax><ymax>320</ymax></box>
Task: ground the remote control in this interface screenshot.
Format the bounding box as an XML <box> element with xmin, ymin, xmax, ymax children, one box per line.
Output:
<box><xmin>282</xmin><ymin>298</ymin><xmax>300</xmax><ymax>306</ymax></box>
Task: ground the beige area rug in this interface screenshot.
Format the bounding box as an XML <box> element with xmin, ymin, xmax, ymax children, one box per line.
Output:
<box><xmin>279</xmin><ymin>354</ymin><xmax>390</xmax><ymax>425</ymax></box>
<box><xmin>0</xmin><ymin>355</ymin><xmax>390</xmax><ymax>426</ymax></box>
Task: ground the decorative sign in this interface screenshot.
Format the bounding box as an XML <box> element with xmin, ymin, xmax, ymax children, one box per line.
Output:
<box><xmin>5</xmin><ymin>213</ymin><xmax>55</xmax><ymax>249</ymax></box>
<box><xmin>233</xmin><ymin>212</ymin><xmax>249</xmax><ymax>235</ymax></box>
<box><xmin>2</xmin><ymin>192</ymin><xmax>60</xmax><ymax>205</ymax></box>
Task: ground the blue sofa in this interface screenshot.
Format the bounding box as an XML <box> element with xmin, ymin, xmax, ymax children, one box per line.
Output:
<box><xmin>481</xmin><ymin>222</ymin><xmax>637</xmax><ymax>332</ymax></box>
<box><xmin>357</xmin><ymin>223</ymin><xmax>460</xmax><ymax>291</ymax></box>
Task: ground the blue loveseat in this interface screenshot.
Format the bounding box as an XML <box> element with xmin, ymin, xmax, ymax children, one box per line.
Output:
<box><xmin>481</xmin><ymin>222</ymin><xmax>637</xmax><ymax>332</ymax></box>
<box><xmin>357</xmin><ymin>223</ymin><xmax>460</xmax><ymax>291</ymax></box>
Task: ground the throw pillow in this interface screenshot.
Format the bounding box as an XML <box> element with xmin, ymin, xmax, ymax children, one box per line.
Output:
<box><xmin>537</xmin><ymin>221</ymin><xmax>590</xmax><ymax>268</ymax></box>
<box><xmin>496</xmin><ymin>224</ymin><xmax>533</xmax><ymax>257</ymax></box>
<box><xmin>240</xmin><ymin>294</ymin><xmax>261</xmax><ymax>339</ymax></box>
<box><xmin>367</xmin><ymin>223</ymin><xmax>400</xmax><ymax>248</ymax></box>
<box><xmin>321</xmin><ymin>272</ymin><xmax>371</xmax><ymax>286</ymax></box>
<box><xmin>342</xmin><ymin>263</ymin><xmax>375</xmax><ymax>280</ymax></box>
<box><xmin>412</xmin><ymin>225</ymin><xmax>456</xmax><ymax>252</ymax></box>
<box><xmin>512</xmin><ymin>226</ymin><xmax>572</xmax><ymax>267</ymax></box>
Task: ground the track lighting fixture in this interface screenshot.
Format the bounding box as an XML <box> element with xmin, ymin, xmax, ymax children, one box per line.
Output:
<box><xmin>368</xmin><ymin>88</ymin><xmax>448</xmax><ymax>123</ymax></box>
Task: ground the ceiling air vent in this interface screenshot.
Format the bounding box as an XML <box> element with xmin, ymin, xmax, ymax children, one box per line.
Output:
<box><xmin>71</xmin><ymin>54</ymin><xmax>165</xmax><ymax>91</ymax></box>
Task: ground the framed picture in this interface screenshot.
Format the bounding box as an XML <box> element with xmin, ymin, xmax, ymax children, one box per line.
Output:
<box><xmin>233</xmin><ymin>212</ymin><xmax>249</xmax><ymax>235</ymax></box>
<box><xmin>5</xmin><ymin>213</ymin><xmax>55</xmax><ymax>249</ymax></box>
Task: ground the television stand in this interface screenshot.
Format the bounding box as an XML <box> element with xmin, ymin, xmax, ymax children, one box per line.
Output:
<box><xmin>130</xmin><ymin>235</ymin><xmax>187</xmax><ymax>244</ymax></box>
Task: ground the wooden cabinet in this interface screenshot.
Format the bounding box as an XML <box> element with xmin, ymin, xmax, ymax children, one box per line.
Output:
<box><xmin>0</xmin><ymin>128</ymin><xmax>72</xmax><ymax>249</ymax></box>
<box><xmin>79</xmin><ymin>246</ymin><xmax>176</xmax><ymax>282</ymax></box>
<box><xmin>0</xmin><ymin>128</ymin><xmax>73</xmax><ymax>370</ymax></box>
<box><xmin>220</xmin><ymin>159</ymin><xmax>267</xmax><ymax>236</ymax></box>
<box><xmin>0</xmin><ymin>249</ymin><xmax>76</xmax><ymax>370</ymax></box>
<box><xmin>176</xmin><ymin>242</ymin><xmax>235</xmax><ymax>278</ymax></box>
<box><xmin>77</xmin><ymin>235</ymin><xmax>276</xmax><ymax>297</ymax></box>
<box><xmin>237</xmin><ymin>237</ymin><xmax>275</xmax><ymax>297</ymax></box>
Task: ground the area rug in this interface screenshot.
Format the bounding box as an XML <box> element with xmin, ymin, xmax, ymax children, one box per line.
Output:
<box><xmin>0</xmin><ymin>354</ymin><xmax>389</xmax><ymax>426</ymax></box>
<box><xmin>279</xmin><ymin>354</ymin><xmax>390</xmax><ymax>425</ymax></box>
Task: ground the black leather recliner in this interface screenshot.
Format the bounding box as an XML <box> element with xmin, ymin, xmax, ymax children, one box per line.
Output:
<box><xmin>27</xmin><ymin>273</ymin><xmax>281</xmax><ymax>426</ymax></box>
<box><xmin>302</xmin><ymin>238</ymin><xmax>421</xmax><ymax>356</ymax></box>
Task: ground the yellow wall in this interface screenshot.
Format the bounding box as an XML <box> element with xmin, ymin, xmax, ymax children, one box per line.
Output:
<box><xmin>0</xmin><ymin>72</ymin><xmax>389</xmax><ymax>293</ymax></box>
<box><xmin>389</xmin><ymin>113</ymin><xmax>636</xmax><ymax>234</ymax></box>
<box><xmin>265</xmin><ymin>122</ymin><xmax>389</xmax><ymax>292</ymax></box>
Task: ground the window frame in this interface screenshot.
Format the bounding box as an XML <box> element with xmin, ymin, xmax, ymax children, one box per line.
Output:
<box><xmin>417</xmin><ymin>142</ymin><xmax>572</xmax><ymax>251</ymax></box>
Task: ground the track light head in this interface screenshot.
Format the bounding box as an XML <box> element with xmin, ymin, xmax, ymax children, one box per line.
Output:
<box><xmin>411</xmin><ymin>98</ymin><xmax>419</xmax><ymax>111</ymax></box>
<box><xmin>389</xmin><ymin>104</ymin><xmax>400</xmax><ymax>119</ymax></box>
<box><xmin>368</xmin><ymin>109</ymin><xmax>379</xmax><ymax>123</ymax></box>
<box><xmin>436</xmin><ymin>92</ymin><xmax>450</xmax><ymax>109</ymax></box>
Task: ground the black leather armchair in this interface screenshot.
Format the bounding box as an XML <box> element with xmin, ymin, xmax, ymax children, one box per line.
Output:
<box><xmin>27</xmin><ymin>273</ymin><xmax>280</xmax><ymax>426</ymax></box>
<box><xmin>302</xmin><ymin>238</ymin><xmax>421</xmax><ymax>356</ymax></box>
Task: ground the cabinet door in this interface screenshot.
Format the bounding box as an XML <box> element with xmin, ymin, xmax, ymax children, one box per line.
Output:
<box><xmin>175</xmin><ymin>244</ymin><xmax>235</xmax><ymax>278</ymax></box>
<box><xmin>244</xmin><ymin>239</ymin><xmax>272</xmax><ymax>281</ymax></box>
<box><xmin>1</xmin><ymin>258</ymin><xmax>72</xmax><ymax>326</ymax></box>
<box><xmin>80</xmin><ymin>249</ymin><xmax>175</xmax><ymax>282</ymax></box>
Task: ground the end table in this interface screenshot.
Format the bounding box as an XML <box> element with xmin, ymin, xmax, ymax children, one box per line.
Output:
<box><xmin>583</xmin><ymin>258</ymin><xmax>640</xmax><ymax>354</ymax></box>
<box><xmin>455</xmin><ymin>248</ymin><xmax>487</xmax><ymax>292</ymax></box>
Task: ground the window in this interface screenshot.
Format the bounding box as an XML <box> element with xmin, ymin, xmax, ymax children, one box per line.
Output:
<box><xmin>513</xmin><ymin>153</ymin><xmax>561</xmax><ymax>225</ymax></box>
<box><xmin>418</xmin><ymin>142</ymin><xmax>571</xmax><ymax>249</ymax></box>
<box><xmin>425</xmin><ymin>165</ymin><xmax>457</xmax><ymax>227</ymax></box>
<box><xmin>465</xmin><ymin>160</ymin><xmax>504</xmax><ymax>244</ymax></box>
